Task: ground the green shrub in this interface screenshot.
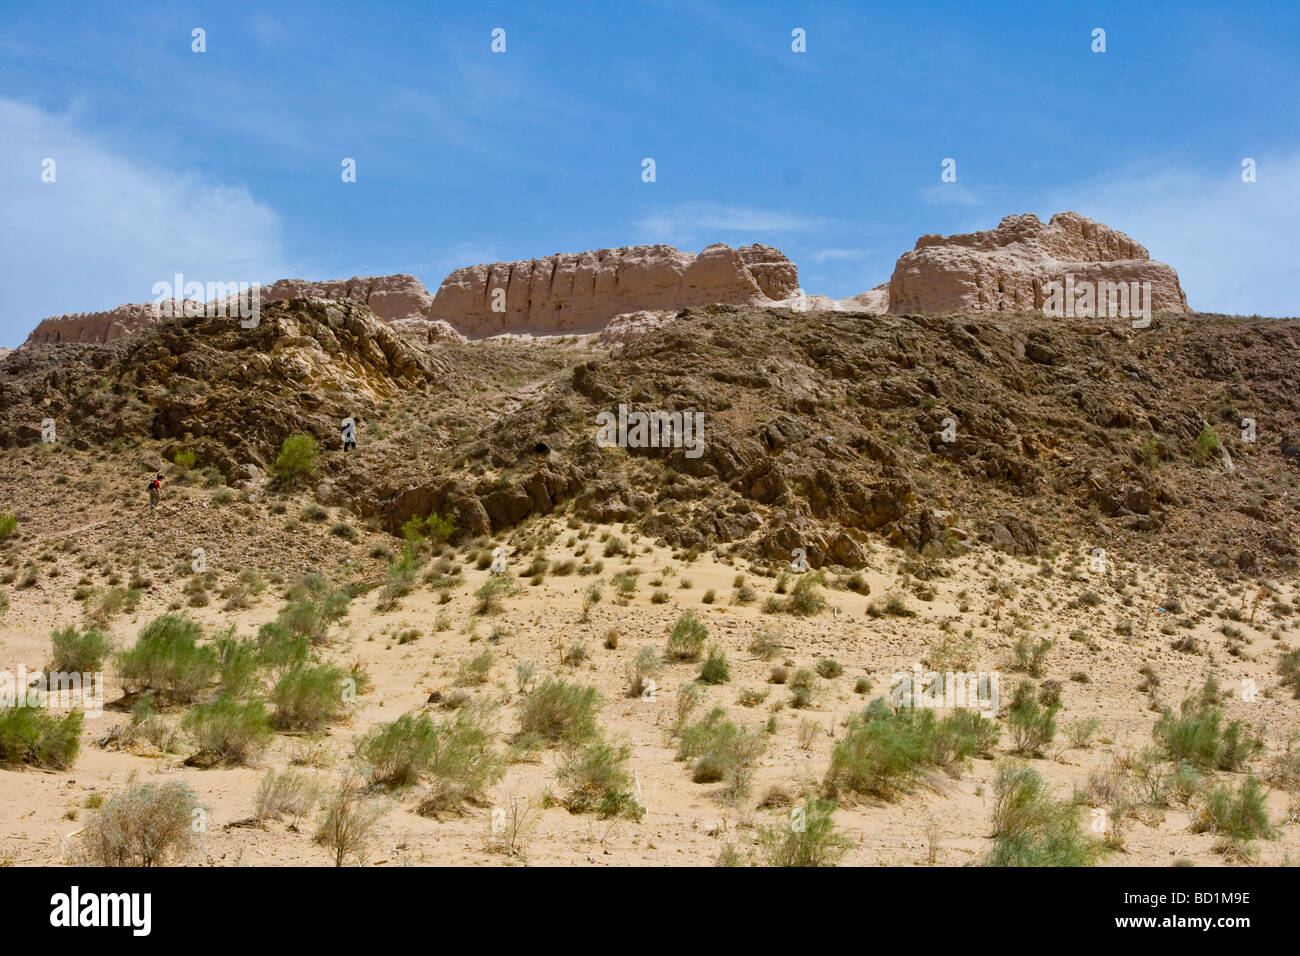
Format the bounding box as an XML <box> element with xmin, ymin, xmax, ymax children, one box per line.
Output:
<box><xmin>557</xmin><ymin>736</ymin><xmax>643</xmax><ymax>818</ymax></box>
<box><xmin>1154</xmin><ymin>677</ymin><xmax>1263</xmax><ymax>771</ymax></box>
<box><xmin>626</xmin><ymin>646</ymin><xmax>662</xmax><ymax>699</ymax></box>
<box><xmin>0</xmin><ymin>704</ymin><xmax>83</xmax><ymax>768</ymax></box>
<box><xmin>787</xmin><ymin>571</ymin><xmax>827</xmax><ymax>616</ymax></box>
<box><xmin>173</xmin><ymin>449</ymin><xmax>196</xmax><ymax>470</ymax></box>
<box><xmin>271</xmin><ymin>662</ymin><xmax>351</xmax><ymax>731</ymax></box>
<box><xmin>401</xmin><ymin>511</ymin><xmax>456</xmax><ymax>547</ymax></box>
<box><xmin>49</xmin><ymin>625</ymin><xmax>111</xmax><ymax>673</ymax></box>
<box><xmin>215</xmin><ymin>633</ymin><xmax>261</xmax><ymax>697</ymax></box>
<box><xmin>1007</xmin><ymin>681</ymin><xmax>1058</xmax><ymax>756</ymax></box>
<box><xmin>986</xmin><ymin>761</ymin><xmax>1101</xmax><ymax>866</ymax></box>
<box><xmin>699</xmin><ymin>645</ymin><xmax>731</xmax><ymax>685</ymax></box>
<box><xmin>757</xmin><ymin>799</ymin><xmax>852</xmax><ymax>867</ymax></box>
<box><xmin>475</xmin><ymin>576</ymin><xmax>510</xmax><ymax>616</ymax></box>
<box><xmin>0</xmin><ymin>512</ymin><xmax>17</xmax><ymax>540</ymax></box>
<box><xmin>666</xmin><ymin>610</ymin><xmax>707</xmax><ymax>661</ymax></box>
<box><xmin>1193</xmin><ymin>775</ymin><xmax>1274</xmax><ymax>844</ymax></box>
<box><xmin>816</xmin><ymin>658</ymin><xmax>843</xmax><ymax>679</ymax></box>
<box><xmin>415</xmin><ymin>705</ymin><xmax>505</xmax><ymax>814</ymax></box>
<box><xmin>258</xmin><ymin>574</ymin><xmax>350</xmax><ymax>647</ymax></box>
<box><xmin>1279</xmin><ymin>648</ymin><xmax>1300</xmax><ymax>698</ymax></box>
<box><xmin>679</xmin><ymin>707</ymin><xmax>766</xmax><ymax>802</ymax></box>
<box><xmin>376</xmin><ymin>555</ymin><xmax>417</xmax><ymax>612</ymax></box>
<box><xmin>1011</xmin><ymin>635</ymin><xmax>1054</xmax><ymax>677</ymax></box>
<box><xmin>825</xmin><ymin>700</ymin><xmax>989</xmax><ymax>800</ymax></box>
<box><xmin>517</xmin><ymin>678</ymin><xmax>600</xmax><ymax>748</ymax></box>
<box><xmin>74</xmin><ymin>778</ymin><xmax>201</xmax><ymax>866</ymax></box>
<box><xmin>182</xmin><ymin>697</ymin><xmax>272</xmax><ymax>765</ymax></box>
<box><xmin>116</xmin><ymin>614</ymin><xmax>218</xmax><ymax>703</ymax></box>
<box><xmin>1192</xmin><ymin>424</ymin><xmax>1221</xmax><ymax>464</ymax></box>
<box><xmin>272</xmin><ymin>433</ymin><xmax>319</xmax><ymax>485</ymax></box>
<box><xmin>355</xmin><ymin>712</ymin><xmax>438</xmax><ymax>787</ymax></box>
<box><xmin>456</xmin><ymin>651</ymin><xmax>493</xmax><ymax>686</ymax></box>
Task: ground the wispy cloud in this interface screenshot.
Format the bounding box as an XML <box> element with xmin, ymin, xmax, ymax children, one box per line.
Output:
<box><xmin>809</xmin><ymin>247</ymin><xmax>873</xmax><ymax>263</ymax></box>
<box><xmin>633</xmin><ymin>201</ymin><xmax>830</xmax><ymax>245</ymax></box>
<box><xmin>1044</xmin><ymin>154</ymin><xmax>1300</xmax><ymax>316</ymax></box>
<box><xmin>920</xmin><ymin>183</ymin><xmax>982</xmax><ymax>207</ymax></box>
<box><xmin>0</xmin><ymin>97</ymin><xmax>293</xmax><ymax>345</ymax></box>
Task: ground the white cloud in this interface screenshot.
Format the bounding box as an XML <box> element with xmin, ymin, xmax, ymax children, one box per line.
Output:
<box><xmin>920</xmin><ymin>183</ymin><xmax>982</xmax><ymax>207</ymax></box>
<box><xmin>1044</xmin><ymin>154</ymin><xmax>1300</xmax><ymax>316</ymax></box>
<box><xmin>633</xmin><ymin>201</ymin><xmax>830</xmax><ymax>245</ymax></box>
<box><xmin>810</xmin><ymin>247</ymin><xmax>873</xmax><ymax>262</ymax></box>
<box><xmin>0</xmin><ymin>97</ymin><xmax>292</xmax><ymax>346</ymax></box>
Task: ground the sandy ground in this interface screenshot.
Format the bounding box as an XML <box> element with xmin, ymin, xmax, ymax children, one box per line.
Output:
<box><xmin>1</xmin><ymin>494</ymin><xmax>1297</xmax><ymax>867</ymax></box>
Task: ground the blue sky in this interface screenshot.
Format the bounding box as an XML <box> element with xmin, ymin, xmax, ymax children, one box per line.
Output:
<box><xmin>2</xmin><ymin>0</ymin><xmax>1298</xmax><ymax>346</ymax></box>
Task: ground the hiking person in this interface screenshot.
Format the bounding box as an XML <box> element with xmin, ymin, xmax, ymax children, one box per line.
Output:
<box><xmin>341</xmin><ymin>416</ymin><xmax>357</xmax><ymax>452</ymax></box>
<box><xmin>148</xmin><ymin>473</ymin><xmax>163</xmax><ymax>511</ymax></box>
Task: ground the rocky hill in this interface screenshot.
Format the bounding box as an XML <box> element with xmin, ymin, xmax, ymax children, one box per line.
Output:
<box><xmin>5</xmin><ymin>297</ymin><xmax>1297</xmax><ymax>581</ymax></box>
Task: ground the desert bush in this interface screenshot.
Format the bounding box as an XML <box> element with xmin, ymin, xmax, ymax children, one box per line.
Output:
<box><xmin>74</xmin><ymin>778</ymin><xmax>202</xmax><ymax>866</ymax></box>
<box><xmin>214</xmin><ymin>632</ymin><xmax>261</xmax><ymax>696</ymax></box>
<box><xmin>354</xmin><ymin>712</ymin><xmax>438</xmax><ymax>788</ymax></box>
<box><xmin>699</xmin><ymin>645</ymin><xmax>731</xmax><ymax>684</ymax></box>
<box><xmin>0</xmin><ymin>704</ymin><xmax>82</xmax><ymax>768</ymax></box>
<box><xmin>401</xmin><ymin>511</ymin><xmax>456</xmax><ymax>548</ymax></box>
<box><xmin>1279</xmin><ymin>648</ymin><xmax>1300</xmax><ymax>698</ymax></box>
<box><xmin>824</xmin><ymin>701</ymin><xmax>986</xmax><ymax>800</ymax></box>
<box><xmin>1153</xmin><ymin>677</ymin><xmax>1263</xmax><ymax>771</ymax></box>
<box><xmin>679</xmin><ymin>708</ymin><xmax>766</xmax><ymax>803</ymax></box>
<box><xmin>517</xmin><ymin>678</ymin><xmax>600</xmax><ymax>747</ymax></box>
<box><xmin>556</xmin><ymin>736</ymin><xmax>643</xmax><ymax>818</ymax></box>
<box><xmin>756</xmin><ymin>799</ymin><xmax>852</xmax><ymax>867</ymax></box>
<box><xmin>1192</xmin><ymin>774</ymin><xmax>1274</xmax><ymax>844</ymax></box>
<box><xmin>1065</xmin><ymin>717</ymin><xmax>1101</xmax><ymax>749</ymax></box>
<box><xmin>116</xmin><ymin>613</ymin><xmax>218</xmax><ymax>703</ymax></box>
<box><xmin>748</xmin><ymin>629</ymin><xmax>781</xmax><ymax>660</ymax></box>
<box><xmin>221</xmin><ymin>568</ymin><xmax>266</xmax><ymax>611</ymax></box>
<box><xmin>182</xmin><ymin>697</ymin><xmax>273</xmax><ymax>765</ymax></box>
<box><xmin>1192</xmin><ymin>424</ymin><xmax>1221</xmax><ymax>464</ymax></box>
<box><xmin>475</xmin><ymin>576</ymin><xmax>509</xmax><ymax>616</ymax></box>
<box><xmin>666</xmin><ymin>610</ymin><xmax>707</xmax><ymax>661</ymax></box>
<box><xmin>375</xmin><ymin>555</ymin><xmax>417</xmax><ymax>611</ymax></box>
<box><xmin>270</xmin><ymin>662</ymin><xmax>351</xmax><ymax>731</ymax></box>
<box><xmin>0</xmin><ymin>513</ymin><xmax>16</xmax><ymax>541</ymax></box>
<box><xmin>1011</xmin><ymin>634</ymin><xmax>1054</xmax><ymax>677</ymax></box>
<box><xmin>49</xmin><ymin>624</ymin><xmax>111</xmax><ymax>674</ymax></box>
<box><xmin>457</xmin><ymin>651</ymin><xmax>493</xmax><ymax>686</ymax></box>
<box><xmin>315</xmin><ymin>773</ymin><xmax>384</xmax><ymax>867</ymax></box>
<box><xmin>259</xmin><ymin>574</ymin><xmax>350</xmax><ymax>647</ymax></box>
<box><xmin>626</xmin><ymin>646</ymin><xmax>662</xmax><ymax>699</ymax></box>
<box><xmin>787</xmin><ymin>571</ymin><xmax>827</xmax><ymax>616</ymax></box>
<box><xmin>84</xmin><ymin>586</ymin><xmax>141</xmax><ymax>624</ymax></box>
<box><xmin>272</xmin><ymin>433</ymin><xmax>319</xmax><ymax>485</ymax></box>
<box><xmin>1007</xmin><ymin>681</ymin><xmax>1058</xmax><ymax>756</ymax></box>
<box><xmin>254</xmin><ymin>768</ymin><xmax>322</xmax><ymax>826</ymax></box>
<box><xmin>816</xmin><ymin>658</ymin><xmax>843</xmax><ymax>679</ymax></box>
<box><xmin>415</xmin><ymin>705</ymin><xmax>505</xmax><ymax>815</ymax></box>
<box><xmin>986</xmin><ymin>761</ymin><xmax>1101</xmax><ymax>866</ymax></box>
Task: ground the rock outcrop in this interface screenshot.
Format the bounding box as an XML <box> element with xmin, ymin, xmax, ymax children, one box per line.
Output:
<box><xmin>428</xmin><ymin>242</ymin><xmax>798</xmax><ymax>338</ymax></box>
<box><xmin>22</xmin><ymin>245</ymin><xmax>798</xmax><ymax>346</ymax></box>
<box><xmin>597</xmin><ymin>310</ymin><xmax>677</xmax><ymax>347</ymax></box>
<box><xmin>24</xmin><ymin>275</ymin><xmax>437</xmax><ymax>346</ymax></box>
<box><xmin>885</xmin><ymin>212</ymin><xmax>1189</xmax><ymax>315</ymax></box>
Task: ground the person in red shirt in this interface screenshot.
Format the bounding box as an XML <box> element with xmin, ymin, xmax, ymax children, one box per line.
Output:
<box><xmin>148</xmin><ymin>473</ymin><xmax>162</xmax><ymax>512</ymax></box>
